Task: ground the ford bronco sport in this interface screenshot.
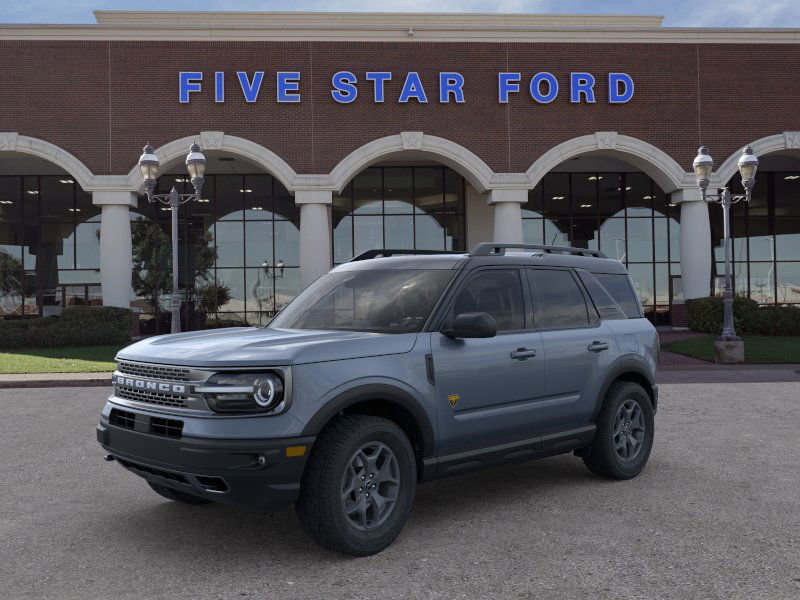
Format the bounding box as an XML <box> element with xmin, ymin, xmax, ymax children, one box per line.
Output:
<box><xmin>97</xmin><ymin>243</ymin><xmax>658</xmax><ymax>556</ymax></box>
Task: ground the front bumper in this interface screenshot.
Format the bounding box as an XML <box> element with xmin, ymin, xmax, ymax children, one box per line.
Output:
<box><xmin>97</xmin><ymin>412</ymin><xmax>314</xmax><ymax>512</ymax></box>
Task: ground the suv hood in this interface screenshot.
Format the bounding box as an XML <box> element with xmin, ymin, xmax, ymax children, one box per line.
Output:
<box><xmin>116</xmin><ymin>327</ymin><xmax>418</xmax><ymax>368</ymax></box>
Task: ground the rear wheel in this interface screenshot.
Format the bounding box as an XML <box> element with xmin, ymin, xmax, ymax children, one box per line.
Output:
<box><xmin>583</xmin><ymin>381</ymin><xmax>654</xmax><ymax>480</ymax></box>
<box><xmin>147</xmin><ymin>482</ymin><xmax>211</xmax><ymax>505</ymax></box>
<box><xmin>296</xmin><ymin>414</ymin><xmax>417</xmax><ymax>556</ymax></box>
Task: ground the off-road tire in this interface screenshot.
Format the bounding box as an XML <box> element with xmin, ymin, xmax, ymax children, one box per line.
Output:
<box><xmin>296</xmin><ymin>414</ymin><xmax>417</xmax><ymax>556</ymax></box>
<box><xmin>582</xmin><ymin>381</ymin><xmax>655</xmax><ymax>480</ymax></box>
<box><xmin>147</xmin><ymin>482</ymin><xmax>212</xmax><ymax>505</ymax></box>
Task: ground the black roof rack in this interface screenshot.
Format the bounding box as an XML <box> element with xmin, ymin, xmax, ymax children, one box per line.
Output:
<box><xmin>349</xmin><ymin>249</ymin><xmax>466</xmax><ymax>262</ymax></box>
<box><xmin>469</xmin><ymin>243</ymin><xmax>608</xmax><ymax>259</ymax></box>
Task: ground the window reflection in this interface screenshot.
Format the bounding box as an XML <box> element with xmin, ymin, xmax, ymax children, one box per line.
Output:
<box><xmin>332</xmin><ymin>166</ymin><xmax>467</xmax><ymax>263</ymax></box>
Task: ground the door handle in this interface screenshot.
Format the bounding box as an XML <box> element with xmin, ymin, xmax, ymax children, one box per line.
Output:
<box><xmin>588</xmin><ymin>341</ymin><xmax>610</xmax><ymax>352</ymax></box>
<box><xmin>510</xmin><ymin>348</ymin><xmax>537</xmax><ymax>360</ymax></box>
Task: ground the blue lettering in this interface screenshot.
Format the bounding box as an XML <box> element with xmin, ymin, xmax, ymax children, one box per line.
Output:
<box><xmin>277</xmin><ymin>71</ymin><xmax>301</xmax><ymax>103</ymax></box>
<box><xmin>530</xmin><ymin>72</ymin><xmax>558</xmax><ymax>104</ymax></box>
<box><xmin>498</xmin><ymin>72</ymin><xmax>520</xmax><ymax>103</ymax></box>
<box><xmin>609</xmin><ymin>73</ymin><xmax>634</xmax><ymax>103</ymax></box>
<box><xmin>365</xmin><ymin>72</ymin><xmax>392</xmax><ymax>103</ymax></box>
<box><xmin>178</xmin><ymin>71</ymin><xmax>203</xmax><ymax>103</ymax></box>
<box><xmin>331</xmin><ymin>71</ymin><xmax>358</xmax><ymax>103</ymax></box>
<box><xmin>570</xmin><ymin>72</ymin><xmax>596</xmax><ymax>103</ymax></box>
<box><xmin>439</xmin><ymin>72</ymin><xmax>465</xmax><ymax>103</ymax></box>
<box><xmin>398</xmin><ymin>72</ymin><xmax>428</xmax><ymax>103</ymax></box>
<box><xmin>214</xmin><ymin>71</ymin><xmax>224</xmax><ymax>103</ymax></box>
<box><xmin>237</xmin><ymin>71</ymin><xmax>264</xmax><ymax>103</ymax></box>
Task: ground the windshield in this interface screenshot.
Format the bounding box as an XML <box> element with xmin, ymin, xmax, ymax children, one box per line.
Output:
<box><xmin>269</xmin><ymin>269</ymin><xmax>455</xmax><ymax>333</ymax></box>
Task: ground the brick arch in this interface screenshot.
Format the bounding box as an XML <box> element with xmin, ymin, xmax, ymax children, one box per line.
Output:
<box><xmin>0</xmin><ymin>132</ymin><xmax>95</xmax><ymax>190</ymax></box>
<box><xmin>328</xmin><ymin>132</ymin><xmax>496</xmax><ymax>194</ymax></box>
<box><xmin>526</xmin><ymin>132</ymin><xmax>692</xmax><ymax>193</ymax></box>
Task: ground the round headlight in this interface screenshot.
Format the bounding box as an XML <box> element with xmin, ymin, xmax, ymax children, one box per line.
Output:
<box><xmin>254</xmin><ymin>376</ymin><xmax>282</xmax><ymax>409</ymax></box>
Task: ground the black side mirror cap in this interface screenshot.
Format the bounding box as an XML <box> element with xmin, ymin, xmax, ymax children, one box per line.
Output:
<box><xmin>442</xmin><ymin>312</ymin><xmax>497</xmax><ymax>339</ymax></box>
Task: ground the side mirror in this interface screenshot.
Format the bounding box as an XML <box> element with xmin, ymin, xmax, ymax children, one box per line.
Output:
<box><xmin>442</xmin><ymin>312</ymin><xmax>497</xmax><ymax>339</ymax></box>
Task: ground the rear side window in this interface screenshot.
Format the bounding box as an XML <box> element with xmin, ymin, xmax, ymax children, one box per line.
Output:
<box><xmin>528</xmin><ymin>269</ymin><xmax>590</xmax><ymax>329</ymax></box>
<box><xmin>576</xmin><ymin>270</ymin><xmax>627</xmax><ymax>320</ymax></box>
<box><xmin>594</xmin><ymin>273</ymin><xmax>643</xmax><ymax>318</ymax></box>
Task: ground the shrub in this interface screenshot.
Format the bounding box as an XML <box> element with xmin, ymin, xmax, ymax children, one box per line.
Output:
<box><xmin>686</xmin><ymin>296</ymin><xmax>759</xmax><ymax>335</ymax></box>
<box><xmin>0</xmin><ymin>306</ymin><xmax>132</xmax><ymax>349</ymax></box>
<box><xmin>686</xmin><ymin>296</ymin><xmax>800</xmax><ymax>336</ymax></box>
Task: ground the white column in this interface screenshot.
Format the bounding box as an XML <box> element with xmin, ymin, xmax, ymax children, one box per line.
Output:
<box><xmin>488</xmin><ymin>189</ymin><xmax>527</xmax><ymax>243</ymax></box>
<box><xmin>673</xmin><ymin>188</ymin><xmax>712</xmax><ymax>300</ymax></box>
<box><xmin>93</xmin><ymin>191</ymin><xmax>137</xmax><ymax>308</ymax></box>
<box><xmin>296</xmin><ymin>190</ymin><xmax>333</xmax><ymax>289</ymax></box>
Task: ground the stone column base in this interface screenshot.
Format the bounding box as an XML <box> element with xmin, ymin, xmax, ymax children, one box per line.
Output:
<box><xmin>714</xmin><ymin>340</ymin><xmax>745</xmax><ymax>364</ymax></box>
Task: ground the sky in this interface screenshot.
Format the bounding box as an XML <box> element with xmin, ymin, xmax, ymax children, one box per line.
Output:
<box><xmin>1</xmin><ymin>0</ymin><xmax>799</xmax><ymax>27</ymax></box>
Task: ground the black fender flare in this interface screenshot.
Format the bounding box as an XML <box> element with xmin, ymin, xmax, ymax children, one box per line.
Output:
<box><xmin>301</xmin><ymin>383</ymin><xmax>436</xmax><ymax>458</ymax></box>
<box><xmin>593</xmin><ymin>355</ymin><xmax>657</xmax><ymax>420</ymax></box>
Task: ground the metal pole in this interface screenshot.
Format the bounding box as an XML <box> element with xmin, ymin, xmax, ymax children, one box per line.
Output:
<box><xmin>720</xmin><ymin>188</ymin><xmax>738</xmax><ymax>341</ymax></box>
<box><xmin>170</xmin><ymin>187</ymin><xmax>181</xmax><ymax>334</ymax></box>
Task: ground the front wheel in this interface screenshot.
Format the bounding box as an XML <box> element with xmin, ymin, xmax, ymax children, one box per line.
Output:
<box><xmin>583</xmin><ymin>381</ymin><xmax>655</xmax><ymax>480</ymax></box>
<box><xmin>296</xmin><ymin>414</ymin><xmax>417</xmax><ymax>556</ymax></box>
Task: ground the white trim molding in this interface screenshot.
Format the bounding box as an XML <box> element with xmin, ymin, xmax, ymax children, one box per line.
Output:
<box><xmin>0</xmin><ymin>133</ymin><xmax>96</xmax><ymax>191</ymax></box>
<box><xmin>526</xmin><ymin>132</ymin><xmax>692</xmax><ymax>193</ymax></box>
<box><xmin>124</xmin><ymin>132</ymin><xmax>298</xmax><ymax>193</ymax></box>
<box><xmin>329</xmin><ymin>132</ymin><xmax>496</xmax><ymax>193</ymax></box>
<box><xmin>712</xmin><ymin>131</ymin><xmax>800</xmax><ymax>187</ymax></box>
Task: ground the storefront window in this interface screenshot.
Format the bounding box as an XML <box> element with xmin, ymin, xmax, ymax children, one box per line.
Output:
<box><xmin>0</xmin><ymin>175</ymin><xmax>101</xmax><ymax>318</ymax></box>
<box><xmin>131</xmin><ymin>173</ymin><xmax>300</xmax><ymax>333</ymax></box>
<box><xmin>332</xmin><ymin>166</ymin><xmax>467</xmax><ymax>264</ymax></box>
<box><xmin>523</xmin><ymin>171</ymin><xmax>679</xmax><ymax>323</ymax></box>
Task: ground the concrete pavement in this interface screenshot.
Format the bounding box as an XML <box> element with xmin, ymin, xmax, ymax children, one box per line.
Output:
<box><xmin>1</xmin><ymin>384</ymin><xmax>799</xmax><ymax>599</ymax></box>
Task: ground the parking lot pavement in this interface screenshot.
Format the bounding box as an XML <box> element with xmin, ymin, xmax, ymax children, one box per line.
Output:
<box><xmin>1</xmin><ymin>384</ymin><xmax>798</xmax><ymax>600</ymax></box>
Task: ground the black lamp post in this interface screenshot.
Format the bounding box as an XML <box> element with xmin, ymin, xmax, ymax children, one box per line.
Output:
<box><xmin>138</xmin><ymin>142</ymin><xmax>207</xmax><ymax>333</ymax></box>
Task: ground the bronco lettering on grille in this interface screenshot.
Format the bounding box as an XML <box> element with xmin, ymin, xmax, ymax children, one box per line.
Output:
<box><xmin>112</xmin><ymin>374</ymin><xmax>187</xmax><ymax>395</ymax></box>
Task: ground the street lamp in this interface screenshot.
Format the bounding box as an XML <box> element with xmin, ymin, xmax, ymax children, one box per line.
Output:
<box><xmin>138</xmin><ymin>142</ymin><xmax>206</xmax><ymax>333</ymax></box>
<box><xmin>692</xmin><ymin>145</ymin><xmax>759</xmax><ymax>357</ymax></box>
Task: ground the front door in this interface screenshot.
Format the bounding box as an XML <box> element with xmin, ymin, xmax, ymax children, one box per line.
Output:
<box><xmin>431</xmin><ymin>268</ymin><xmax>545</xmax><ymax>455</ymax></box>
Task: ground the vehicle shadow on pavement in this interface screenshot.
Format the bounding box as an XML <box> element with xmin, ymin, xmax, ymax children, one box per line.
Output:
<box><xmin>94</xmin><ymin>453</ymin><xmax>611</xmax><ymax>561</ymax></box>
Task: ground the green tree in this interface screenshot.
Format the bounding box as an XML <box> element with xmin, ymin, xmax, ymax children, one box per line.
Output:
<box><xmin>131</xmin><ymin>218</ymin><xmax>219</xmax><ymax>331</ymax></box>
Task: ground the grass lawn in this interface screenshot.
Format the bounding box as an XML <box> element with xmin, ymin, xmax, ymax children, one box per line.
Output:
<box><xmin>663</xmin><ymin>335</ymin><xmax>800</xmax><ymax>364</ymax></box>
<box><xmin>0</xmin><ymin>345</ymin><xmax>124</xmax><ymax>374</ymax></box>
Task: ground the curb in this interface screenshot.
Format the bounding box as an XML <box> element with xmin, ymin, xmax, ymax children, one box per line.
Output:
<box><xmin>0</xmin><ymin>377</ymin><xmax>111</xmax><ymax>389</ymax></box>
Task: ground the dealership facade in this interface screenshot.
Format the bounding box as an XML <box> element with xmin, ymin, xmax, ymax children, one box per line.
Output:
<box><xmin>1</xmin><ymin>11</ymin><xmax>799</xmax><ymax>331</ymax></box>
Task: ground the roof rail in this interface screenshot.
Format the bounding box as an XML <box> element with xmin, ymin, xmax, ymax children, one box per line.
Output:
<box><xmin>469</xmin><ymin>243</ymin><xmax>608</xmax><ymax>259</ymax></box>
<box><xmin>349</xmin><ymin>249</ymin><xmax>466</xmax><ymax>262</ymax></box>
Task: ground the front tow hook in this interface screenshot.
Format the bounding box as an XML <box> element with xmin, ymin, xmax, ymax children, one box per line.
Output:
<box><xmin>103</xmin><ymin>454</ymin><xmax>116</xmax><ymax>462</ymax></box>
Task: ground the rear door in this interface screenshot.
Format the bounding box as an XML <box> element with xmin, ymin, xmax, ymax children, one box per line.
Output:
<box><xmin>431</xmin><ymin>267</ymin><xmax>545</xmax><ymax>455</ymax></box>
<box><xmin>526</xmin><ymin>267</ymin><xmax>617</xmax><ymax>432</ymax></box>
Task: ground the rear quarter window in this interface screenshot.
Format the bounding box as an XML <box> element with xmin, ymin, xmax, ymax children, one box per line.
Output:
<box><xmin>593</xmin><ymin>273</ymin><xmax>643</xmax><ymax>318</ymax></box>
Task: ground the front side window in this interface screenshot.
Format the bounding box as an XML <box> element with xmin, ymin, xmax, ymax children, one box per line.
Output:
<box><xmin>446</xmin><ymin>269</ymin><xmax>525</xmax><ymax>332</ymax></box>
<box><xmin>529</xmin><ymin>269</ymin><xmax>590</xmax><ymax>329</ymax></box>
<box><xmin>269</xmin><ymin>269</ymin><xmax>454</xmax><ymax>333</ymax></box>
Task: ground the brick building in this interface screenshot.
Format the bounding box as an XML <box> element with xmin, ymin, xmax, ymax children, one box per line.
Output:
<box><xmin>1</xmin><ymin>11</ymin><xmax>799</xmax><ymax>331</ymax></box>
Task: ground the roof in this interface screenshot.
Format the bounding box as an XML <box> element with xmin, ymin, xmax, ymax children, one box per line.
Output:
<box><xmin>2</xmin><ymin>11</ymin><xmax>800</xmax><ymax>43</ymax></box>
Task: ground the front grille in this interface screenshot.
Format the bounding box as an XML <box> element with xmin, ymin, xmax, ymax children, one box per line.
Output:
<box><xmin>109</xmin><ymin>408</ymin><xmax>136</xmax><ymax>430</ymax></box>
<box><xmin>150</xmin><ymin>417</ymin><xmax>183</xmax><ymax>439</ymax></box>
<box><xmin>115</xmin><ymin>386</ymin><xmax>188</xmax><ymax>408</ymax></box>
<box><xmin>116</xmin><ymin>457</ymin><xmax>188</xmax><ymax>484</ymax></box>
<box><xmin>117</xmin><ymin>360</ymin><xmax>191</xmax><ymax>382</ymax></box>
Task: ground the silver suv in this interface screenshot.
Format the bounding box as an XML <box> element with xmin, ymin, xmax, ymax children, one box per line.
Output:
<box><xmin>97</xmin><ymin>243</ymin><xmax>658</xmax><ymax>556</ymax></box>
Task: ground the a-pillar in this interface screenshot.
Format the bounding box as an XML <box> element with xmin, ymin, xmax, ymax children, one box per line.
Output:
<box><xmin>488</xmin><ymin>189</ymin><xmax>527</xmax><ymax>243</ymax></box>
<box><xmin>93</xmin><ymin>191</ymin><xmax>137</xmax><ymax>308</ymax></box>
<box><xmin>296</xmin><ymin>190</ymin><xmax>333</xmax><ymax>289</ymax></box>
<box><xmin>673</xmin><ymin>188</ymin><xmax>712</xmax><ymax>300</ymax></box>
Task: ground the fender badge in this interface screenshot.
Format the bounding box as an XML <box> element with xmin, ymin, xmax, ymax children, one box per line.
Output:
<box><xmin>447</xmin><ymin>394</ymin><xmax>460</xmax><ymax>408</ymax></box>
